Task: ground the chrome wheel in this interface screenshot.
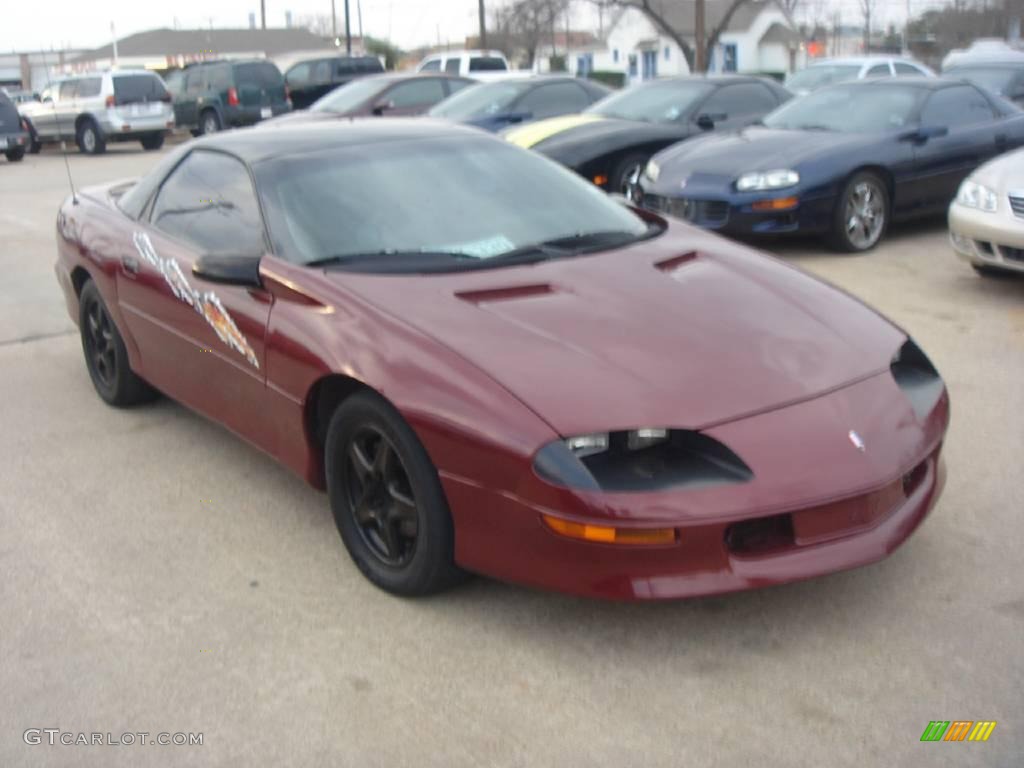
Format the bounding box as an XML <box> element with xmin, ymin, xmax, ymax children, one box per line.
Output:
<box><xmin>844</xmin><ymin>179</ymin><xmax>885</xmax><ymax>250</ymax></box>
<box><xmin>345</xmin><ymin>425</ymin><xmax>419</xmax><ymax>567</ymax></box>
<box><xmin>81</xmin><ymin>126</ymin><xmax>96</xmax><ymax>153</ymax></box>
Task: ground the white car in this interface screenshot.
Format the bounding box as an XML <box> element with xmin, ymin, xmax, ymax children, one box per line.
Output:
<box><xmin>948</xmin><ymin>147</ymin><xmax>1024</xmax><ymax>277</ymax></box>
<box><xmin>785</xmin><ymin>57</ymin><xmax>934</xmax><ymax>95</ymax></box>
<box><xmin>20</xmin><ymin>69</ymin><xmax>174</xmax><ymax>155</ymax></box>
<box><xmin>417</xmin><ymin>50</ymin><xmax>517</xmax><ymax>80</ymax></box>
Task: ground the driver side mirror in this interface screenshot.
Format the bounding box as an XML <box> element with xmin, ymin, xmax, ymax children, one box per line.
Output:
<box><xmin>371</xmin><ymin>99</ymin><xmax>395</xmax><ymax>116</ymax></box>
<box><xmin>504</xmin><ymin>111</ymin><xmax>532</xmax><ymax>125</ymax></box>
<box><xmin>696</xmin><ymin>112</ymin><xmax>727</xmax><ymax>130</ymax></box>
<box><xmin>193</xmin><ymin>254</ymin><xmax>262</xmax><ymax>288</ymax></box>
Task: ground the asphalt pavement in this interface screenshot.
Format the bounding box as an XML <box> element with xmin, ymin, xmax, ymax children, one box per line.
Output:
<box><xmin>1</xmin><ymin>142</ymin><xmax>1022</xmax><ymax>767</ymax></box>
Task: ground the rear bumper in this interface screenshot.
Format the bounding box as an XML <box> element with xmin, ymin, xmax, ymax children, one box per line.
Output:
<box><xmin>0</xmin><ymin>130</ymin><xmax>30</xmax><ymax>151</ymax></box>
<box><xmin>97</xmin><ymin>108</ymin><xmax>175</xmax><ymax>136</ymax></box>
<box><xmin>224</xmin><ymin>104</ymin><xmax>290</xmax><ymax>126</ymax></box>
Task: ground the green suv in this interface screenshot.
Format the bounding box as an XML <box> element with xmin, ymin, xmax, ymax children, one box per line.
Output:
<box><xmin>169</xmin><ymin>60</ymin><xmax>291</xmax><ymax>135</ymax></box>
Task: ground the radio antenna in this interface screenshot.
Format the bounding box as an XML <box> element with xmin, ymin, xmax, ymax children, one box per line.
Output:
<box><xmin>40</xmin><ymin>50</ymin><xmax>78</xmax><ymax>205</ymax></box>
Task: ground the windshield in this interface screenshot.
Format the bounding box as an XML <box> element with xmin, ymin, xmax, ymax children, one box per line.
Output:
<box><xmin>945</xmin><ymin>66</ymin><xmax>1017</xmax><ymax>94</ymax></box>
<box><xmin>785</xmin><ymin>64</ymin><xmax>863</xmax><ymax>91</ymax></box>
<box><xmin>763</xmin><ymin>83</ymin><xmax>922</xmax><ymax>132</ymax></box>
<box><xmin>255</xmin><ymin>136</ymin><xmax>650</xmax><ymax>270</ymax></box>
<box><xmin>429</xmin><ymin>81</ymin><xmax>526</xmax><ymax>119</ymax></box>
<box><xmin>311</xmin><ymin>78</ymin><xmax>386</xmax><ymax>113</ymax></box>
<box><xmin>586</xmin><ymin>80</ymin><xmax>712</xmax><ymax>123</ymax></box>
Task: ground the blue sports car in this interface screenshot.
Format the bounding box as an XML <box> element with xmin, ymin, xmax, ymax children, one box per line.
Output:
<box><xmin>428</xmin><ymin>76</ymin><xmax>610</xmax><ymax>133</ymax></box>
<box><xmin>631</xmin><ymin>78</ymin><xmax>1024</xmax><ymax>251</ymax></box>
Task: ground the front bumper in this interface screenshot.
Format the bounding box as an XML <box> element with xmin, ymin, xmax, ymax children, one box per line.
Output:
<box><xmin>948</xmin><ymin>200</ymin><xmax>1024</xmax><ymax>274</ymax></box>
<box><xmin>444</xmin><ymin>370</ymin><xmax>949</xmax><ymax>600</ymax></box>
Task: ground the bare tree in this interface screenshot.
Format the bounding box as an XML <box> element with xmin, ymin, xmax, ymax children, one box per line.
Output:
<box><xmin>493</xmin><ymin>0</ymin><xmax>570</xmax><ymax>67</ymax></box>
<box><xmin>859</xmin><ymin>0</ymin><xmax>875</xmax><ymax>52</ymax></box>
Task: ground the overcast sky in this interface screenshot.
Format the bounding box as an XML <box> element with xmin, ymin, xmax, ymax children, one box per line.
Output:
<box><xmin>1</xmin><ymin>0</ymin><xmax>943</xmax><ymax>54</ymax></box>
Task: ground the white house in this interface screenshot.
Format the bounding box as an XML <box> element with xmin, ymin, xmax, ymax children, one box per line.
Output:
<box><xmin>567</xmin><ymin>0</ymin><xmax>804</xmax><ymax>83</ymax></box>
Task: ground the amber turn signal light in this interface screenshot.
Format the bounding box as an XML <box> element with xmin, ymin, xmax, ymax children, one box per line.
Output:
<box><xmin>592</xmin><ymin>174</ymin><xmax>609</xmax><ymax>187</ymax></box>
<box><xmin>751</xmin><ymin>196</ymin><xmax>799</xmax><ymax>211</ymax></box>
<box><xmin>541</xmin><ymin>514</ymin><xmax>677</xmax><ymax>545</ymax></box>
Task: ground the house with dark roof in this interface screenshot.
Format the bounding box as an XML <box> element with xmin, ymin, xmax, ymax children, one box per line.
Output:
<box><xmin>66</xmin><ymin>27</ymin><xmax>341</xmax><ymax>73</ymax></box>
<box><xmin>566</xmin><ymin>0</ymin><xmax>804</xmax><ymax>81</ymax></box>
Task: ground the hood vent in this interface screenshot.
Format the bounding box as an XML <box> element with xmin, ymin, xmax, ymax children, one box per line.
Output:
<box><xmin>655</xmin><ymin>252</ymin><xmax>698</xmax><ymax>273</ymax></box>
<box><xmin>456</xmin><ymin>283</ymin><xmax>555</xmax><ymax>305</ymax></box>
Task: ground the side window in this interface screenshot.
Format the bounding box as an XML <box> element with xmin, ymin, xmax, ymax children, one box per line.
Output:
<box><xmin>866</xmin><ymin>63</ymin><xmax>892</xmax><ymax>78</ymax></box>
<box><xmin>699</xmin><ymin>83</ymin><xmax>778</xmax><ymax>118</ymax></box>
<box><xmin>386</xmin><ymin>78</ymin><xmax>447</xmax><ymax>108</ymax></box>
<box><xmin>447</xmin><ymin>78</ymin><xmax>473</xmax><ymax>95</ymax></box>
<box><xmin>444</xmin><ymin>58</ymin><xmax>461</xmax><ymax>75</ymax></box>
<box><xmin>286</xmin><ymin>63</ymin><xmax>311</xmax><ymax>85</ymax></box>
<box><xmin>78</xmin><ymin>78</ymin><xmax>102</xmax><ymax>98</ymax></box>
<box><xmin>420</xmin><ymin>58</ymin><xmax>441</xmax><ymax>72</ymax></box>
<box><xmin>920</xmin><ymin>86</ymin><xmax>995</xmax><ymax>128</ymax></box>
<box><xmin>184</xmin><ymin>69</ymin><xmax>203</xmax><ymax>94</ymax></box>
<box><xmin>313</xmin><ymin>60</ymin><xmax>331</xmax><ymax>83</ymax></box>
<box><xmin>58</xmin><ymin>80</ymin><xmax>78</xmax><ymax>100</ymax></box>
<box><xmin>518</xmin><ymin>83</ymin><xmax>591</xmax><ymax>119</ymax></box>
<box><xmin>335</xmin><ymin>60</ymin><xmax>356</xmax><ymax>77</ymax></box>
<box><xmin>150</xmin><ymin>151</ymin><xmax>265</xmax><ymax>256</ymax></box>
<box><xmin>207</xmin><ymin>66</ymin><xmax>231</xmax><ymax>90</ymax></box>
<box><xmin>894</xmin><ymin>62</ymin><xmax>922</xmax><ymax>76</ymax></box>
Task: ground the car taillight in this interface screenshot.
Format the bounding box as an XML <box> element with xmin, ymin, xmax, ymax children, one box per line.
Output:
<box><xmin>160</xmin><ymin>92</ymin><xmax>172</xmax><ymax>103</ymax></box>
<box><xmin>227</xmin><ymin>87</ymin><xmax>239</xmax><ymax>106</ymax></box>
<box><xmin>105</xmin><ymin>95</ymin><xmax>115</xmax><ymax>108</ymax></box>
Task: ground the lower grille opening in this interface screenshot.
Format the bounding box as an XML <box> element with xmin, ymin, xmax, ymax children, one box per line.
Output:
<box><xmin>902</xmin><ymin>459</ymin><xmax>928</xmax><ymax>497</ymax></box>
<box><xmin>725</xmin><ymin>513</ymin><xmax>794</xmax><ymax>555</ymax></box>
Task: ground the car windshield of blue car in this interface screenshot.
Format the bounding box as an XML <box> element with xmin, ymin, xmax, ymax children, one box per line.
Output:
<box><xmin>255</xmin><ymin>136</ymin><xmax>653</xmax><ymax>271</ymax></box>
<box><xmin>785</xmin><ymin>64</ymin><xmax>862</xmax><ymax>91</ymax></box>
<box><xmin>763</xmin><ymin>84</ymin><xmax>923</xmax><ymax>132</ymax></box>
<box><xmin>428</xmin><ymin>81</ymin><xmax>526</xmax><ymax>119</ymax></box>
<box><xmin>311</xmin><ymin>78</ymin><xmax>386</xmax><ymax>113</ymax></box>
<box><xmin>586</xmin><ymin>80</ymin><xmax>713</xmax><ymax>123</ymax></box>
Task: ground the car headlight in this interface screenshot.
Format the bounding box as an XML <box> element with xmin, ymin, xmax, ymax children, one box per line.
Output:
<box><xmin>644</xmin><ymin>159</ymin><xmax>660</xmax><ymax>183</ymax></box>
<box><xmin>955</xmin><ymin>180</ymin><xmax>997</xmax><ymax>212</ymax></box>
<box><xmin>534</xmin><ymin>429</ymin><xmax>752</xmax><ymax>492</ymax></box>
<box><xmin>736</xmin><ymin>169</ymin><xmax>799</xmax><ymax>192</ymax></box>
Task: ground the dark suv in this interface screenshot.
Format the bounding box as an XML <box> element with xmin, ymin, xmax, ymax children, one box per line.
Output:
<box><xmin>171</xmin><ymin>60</ymin><xmax>290</xmax><ymax>135</ymax></box>
<box><xmin>0</xmin><ymin>90</ymin><xmax>30</xmax><ymax>162</ymax></box>
<box><xmin>285</xmin><ymin>56</ymin><xmax>385</xmax><ymax>109</ymax></box>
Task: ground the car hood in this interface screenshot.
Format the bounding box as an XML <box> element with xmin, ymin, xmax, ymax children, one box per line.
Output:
<box><xmin>971</xmin><ymin>144</ymin><xmax>1024</xmax><ymax>191</ymax></box>
<box><xmin>506</xmin><ymin>113</ymin><xmax>687</xmax><ymax>159</ymax></box>
<box><xmin>652</xmin><ymin>127</ymin><xmax>881</xmax><ymax>177</ymax></box>
<box><xmin>334</xmin><ymin>220</ymin><xmax>905</xmax><ymax>436</ymax></box>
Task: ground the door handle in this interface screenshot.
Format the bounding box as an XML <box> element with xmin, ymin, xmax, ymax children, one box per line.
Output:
<box><xmin>122</xmin><ymin>255</ymin><xmax>140</xmax><ymax>275</ymax></box>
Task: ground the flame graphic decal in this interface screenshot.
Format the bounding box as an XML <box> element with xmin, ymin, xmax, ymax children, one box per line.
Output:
<box><xmin>133</xmin><ymin>232</ymin><xmax>260</xmax><ymax>369</ymax></box>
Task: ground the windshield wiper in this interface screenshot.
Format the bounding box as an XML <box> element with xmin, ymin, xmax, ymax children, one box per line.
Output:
<box><xmin>794</xmin><ymin>123</ymin><xmax>834</xmax><ymax>131</ymax></box>
<box><xmin>305</xmin><ymin>250</ymin><xmax>475</xmax><ymax>270</ymax></box>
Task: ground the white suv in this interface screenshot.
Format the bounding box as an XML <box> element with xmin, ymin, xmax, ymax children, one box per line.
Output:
<box><xmin>21</xmin><ymin>70</ymin><xmax>174</xmax><ymax>155</ymax></box>
<box><xmin>416</xmin><ymin>50</ymin><xmax>513</xmax><ymax>79</ymax></box>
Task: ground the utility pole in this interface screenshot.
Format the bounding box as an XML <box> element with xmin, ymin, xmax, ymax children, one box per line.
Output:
<box><xmin>345</xmin><ymin>0</ymin><xmax>352</xmax><ymax>53</ymax></box>
<box><xmin>479</xmin><ymin>0</ymin><xmax>487</xmax><ymax>47</ymax></box>
<box><xmin>695</xmin><ymin>0</ymin><xmax>706</xmax><ymax>72</ymax></box>
<box><xmin>260</xmin><ymin>0</ymin><xmax>266</xmax><ymax>29</ymax></box>
<box><xmin>331</xmin><ymin>0</ymin><xmax>338</xmax><ymax>39</ymax></box>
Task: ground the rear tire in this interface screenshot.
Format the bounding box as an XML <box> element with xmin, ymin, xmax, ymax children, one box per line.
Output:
<box><xmin>76</xmin><ymin>118</ymin><xmax>106</xmax><ymax>155</ymax></box>
<box><xmin>324</xmin><ymin>391</ymin><xmax>464</xmax><ymax>596</ymax></box>
<box><xmin>78</xmin><ymin>281</ymin><xmax>157</xmax><ymax>406</ymax></box>
<box><xmin>140</xmin><ymin>133</ymin><xmax>165</xmax><ymax>150</ymax></box>
<box><xmin>5</xmin><ymin>147</ymin><xmax>25</xmax><ymax>162</ymax></box>
<box><xmin>199</xmin><ymin>109</ymin><xmax>221</xmax><ymax>135</ymax></box>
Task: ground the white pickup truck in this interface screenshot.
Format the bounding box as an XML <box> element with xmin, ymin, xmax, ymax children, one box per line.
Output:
<box><xmin>416</xmin><ymin>50</ymin><xmax>529</xmax><ymax>81</ymax></box>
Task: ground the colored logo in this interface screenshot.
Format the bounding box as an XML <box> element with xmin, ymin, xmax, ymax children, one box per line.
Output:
<box><xmin>920</xmin><ymin>721</ymin><xmax>997</xmax><ymax>742</ymax></box>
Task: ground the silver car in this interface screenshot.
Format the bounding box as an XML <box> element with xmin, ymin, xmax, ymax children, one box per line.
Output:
<box><xmin>948</xmin><ymin>147</ymin><xmax>1024</xmax><ymax>276</ymax></box>
<box><xmin>21</xmin><ymin>70</ymin><xmax>174</xmax><ymax>155</ymax></box>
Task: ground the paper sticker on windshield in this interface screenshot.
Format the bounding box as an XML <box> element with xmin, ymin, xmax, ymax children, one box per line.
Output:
<box><xmin>437</xmin><ymin>235</ymin><xmax>516</xmax><ymax>260</ymax></box>
<box><xmin>133</xmin><ymin>232</ymin><xmax>259</xmax><ymax>369</ymax></box>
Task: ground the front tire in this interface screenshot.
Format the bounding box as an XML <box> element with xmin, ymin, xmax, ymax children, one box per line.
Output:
<box><xmin>5</xmin><ymin>147</ymin><xmax>25</xmax><ymax>162</ymax></box>
<box><xmin>140</xmin><ymin>133</ymin><xmax>165</xmax><ymax>150</ymax></box>
<box><xmin>324</xmin><ymin>391</ymin><xmax>463</xmax><ymax>596</ymax></box>
<box><xmin>609</xmin><ymin>152</ymin><xmax>649</xmax><ymax>196</ymax></box>
<box><xmin>78</xmin><ymin>281</ymin><xmax>156</xmax><ymax>406</ymax></box>
<box><xmin>828</xmin><ymin>171</ymin><xmax>888</xmax><ymax>252</ymax></box>
<box><xmin>76</xmin><ymin>118</ymin><xmax>106</xmax><ymax>155</ymax></box>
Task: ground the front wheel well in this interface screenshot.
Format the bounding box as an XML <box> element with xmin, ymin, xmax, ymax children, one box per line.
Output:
<box><xmin>306</xmin><ymin>374</ymin><xmax>373</xmax><ymax>471</ymax></box>
<box><xmin>74</xmin><ymin>113</ymin><xmax>98</xmax><ymax>133</ymax></box>
<box><xmin>70</xmin><ymin>266</ymin><xmax>92</xmax><ymax>296</ymax></box>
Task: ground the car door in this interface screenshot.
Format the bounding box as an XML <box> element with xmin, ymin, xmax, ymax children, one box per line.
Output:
<box><xmin>693</xmin><ymin>82</ymin><xmax>780</xmax><ymax>132</ymax></box>
<box><xmin>29</xmin><ymin>84</ymin><xmax>59</xmax><ymax>138</ymax></box>
<box><xmin>116</xmin><ymin>149</ymin><xmax>273</xmax><ymax>447</ymax></box>
<box><xmin>176</xmin><ymin>67</ymin><xmax>203</xmax><ymax>127</ymax></box>
<box><xmin>378</xmin><ymin>77</ymin><xmax>449</xmax><ymax>116</ymax></box>
<box><xmin>55</xmin><ymin>78</ymin><xmax>80</xmax><ymax>138</ymax></box>
<box><xmin>911</xmin><ymin>85</ymin><xmax>1001</xmax><ymax>209</ymax></box>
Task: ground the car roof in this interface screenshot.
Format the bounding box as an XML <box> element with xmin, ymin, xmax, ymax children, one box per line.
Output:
<box><xmin>809</xmin><ymin>56</ymin><xmax>916</xmax><ymax>66</ymax></box>
<box><xmin>195</xmin><ymin>118</ymin><xmax>488</xmax><ymax>164</ymax></box>
<box><xmin>845</xmin><ymin>76</ymin><xmax>949</xmax><ymax>90</ymax></box>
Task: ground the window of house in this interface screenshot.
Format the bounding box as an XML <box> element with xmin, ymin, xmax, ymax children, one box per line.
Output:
<box><xmin>628</xmin><ymin>54</ymin><xmax>638</xmax><ymax>77</ymax></box>
<box><xmin>664</xmin><ymin>46</ymin><xmax>670</xmax><ymax>61</ymax></box>
<box><xmin>613</xmin><ymin>49</ymin><xmax>619</xmax><ymax>63</ymax></box>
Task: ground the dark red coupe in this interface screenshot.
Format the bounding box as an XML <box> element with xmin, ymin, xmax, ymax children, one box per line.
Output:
<box><xmin>55</xmin><ymin>121</ymin><xmax>949</xmax><ymax>600</ymax></box>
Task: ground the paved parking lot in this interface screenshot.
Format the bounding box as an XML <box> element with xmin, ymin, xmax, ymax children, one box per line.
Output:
<box><xmin>1</xmin><ymin>143</ymin><xmax>1022</xmax><ymax>767</ymax></box>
